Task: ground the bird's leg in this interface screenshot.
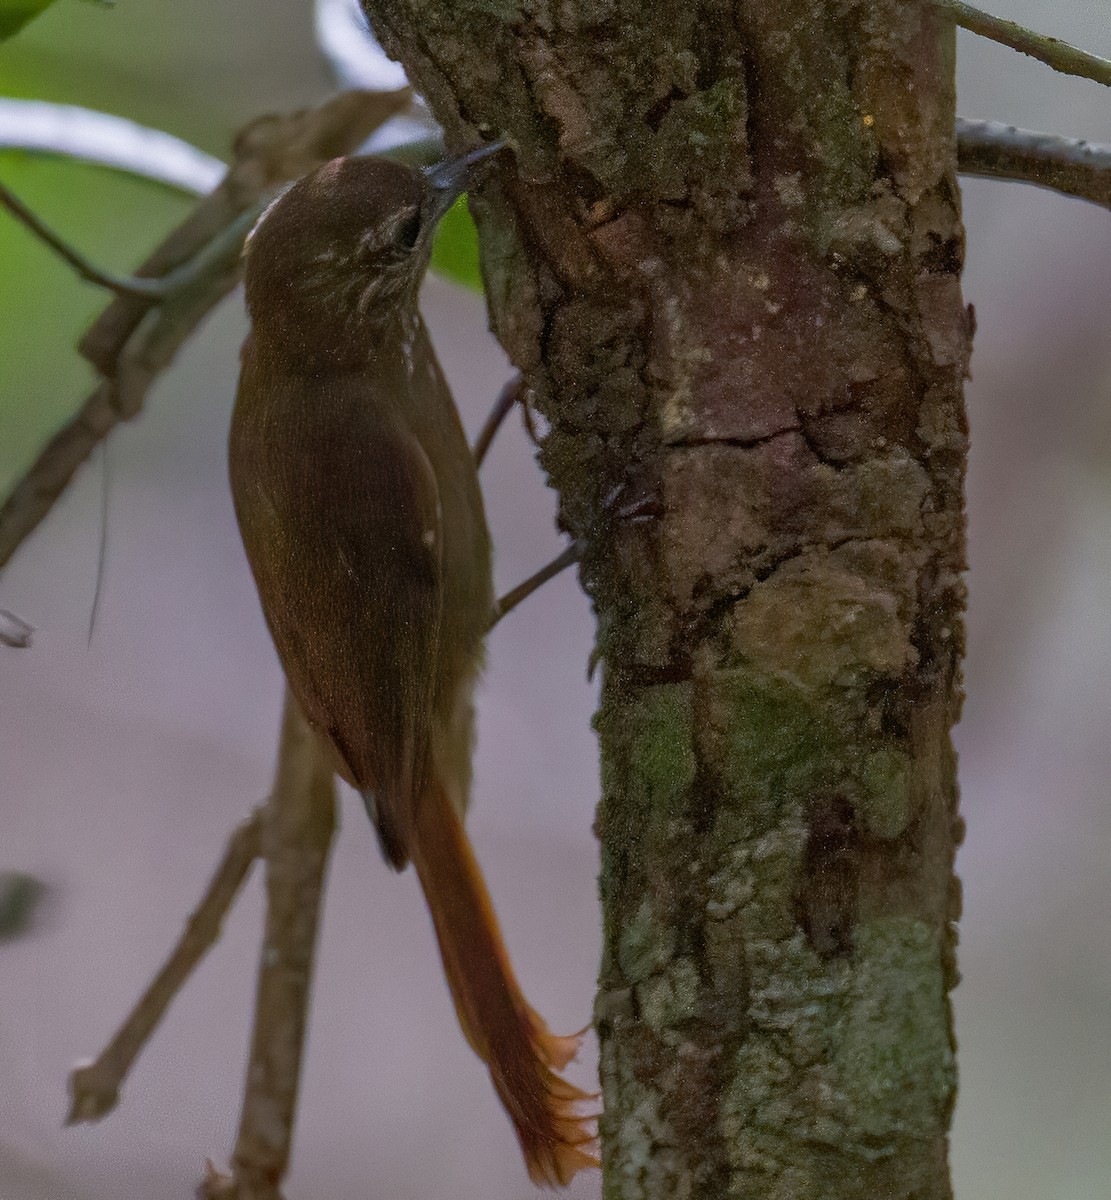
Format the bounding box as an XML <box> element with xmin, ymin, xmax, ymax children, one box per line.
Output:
<box><xmin>472</xmin><ymin>375</ymin><xmax>524</xmax><ymax>467</ymax></box>
<box><xmin>474</xmin><ymin>375</ymin><xmax>583</xmax><ymax>626</ymax></box>
<box><xmin>488</xmin><ymin>473</ymin><xmax>666</xmax><ymax>627</ymax></box>
<box><xmin>490</xmin><ymin>539</ymin><xmax>584</xmax><ymax>628</ymax></box>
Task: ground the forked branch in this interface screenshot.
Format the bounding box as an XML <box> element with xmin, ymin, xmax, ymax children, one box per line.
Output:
<box><xmin>205</xmin><ymin>693</ymin><xmax>338</xmax><ymax>1200</ymax></box>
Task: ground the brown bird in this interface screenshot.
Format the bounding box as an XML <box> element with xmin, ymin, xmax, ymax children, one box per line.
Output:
<box><xmin>228</xmin><ymin>147</ymin><xmax>597</xmax><ymax>1186</ymax></box>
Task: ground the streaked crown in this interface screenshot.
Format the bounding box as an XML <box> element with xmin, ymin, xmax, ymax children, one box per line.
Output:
<box><xmin>244</xmin><ymin>156</ymin><xmax>435</xmax><ymax>363</ymax></box>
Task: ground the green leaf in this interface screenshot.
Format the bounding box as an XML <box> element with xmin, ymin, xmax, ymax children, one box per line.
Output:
<box><xmin>0</xmin><ymin>0</ymin><xmax>110</xmax><ymax>42</ymax></box>
<box><xmin>0</xmin><ymin>0</ymin><xmax>59</xmax><ymax>41</ymax></box>
<box><xmin>429</xmin><ymin>195</ymin><xmax>484</xmax><ymax>292</ymax></box>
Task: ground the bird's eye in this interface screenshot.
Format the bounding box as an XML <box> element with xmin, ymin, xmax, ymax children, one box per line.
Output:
<box><xmin>396</xmin><ymin>209</ymin><xmax>422</xmax><ymax>250</ymax></box>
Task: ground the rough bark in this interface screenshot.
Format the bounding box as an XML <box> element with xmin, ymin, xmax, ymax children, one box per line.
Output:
<box><xmin>360</xmin><ymin>2</ymin><xmax>970</xmax><ymax>1196</ymax></box>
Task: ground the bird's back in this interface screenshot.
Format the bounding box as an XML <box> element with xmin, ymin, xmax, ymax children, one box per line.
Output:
<box><xmin>229</xmin><ymin>328</ymin><xmax>492</xmax><ymax>858</ymax></box>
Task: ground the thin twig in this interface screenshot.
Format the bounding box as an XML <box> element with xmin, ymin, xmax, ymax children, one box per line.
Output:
<box><xmin>491</xmin><ymin>539</ymin><xmax>584</xmax><ymax>627</ymax></box>
<box><xmin>956</xmin><ymin>118</ymin><xmax>1111</xmax><ymax>211</ymax></box>
<box><xmin>203</xmin><ymin>692</ymin><xmax>338</xmax><ymax>1200</ymax></box>
<box><xmin>67</xmin><ymin>808</ymin><xmax>265</xmax><ymax>1125</ymax></box>
<box><xmin>0</xmin><ymin>180</ymin><xmax>165</xmax><ymax>298</ymax></box>
<box><xmin>87</xmin><ymin>441</ymin><xmax>110</xmax><ymax>644</ymax></box>
<box><xmin>936</xmin><ymin>1</ymin><xmax>1111</xmax><ymax>88</ymax></box>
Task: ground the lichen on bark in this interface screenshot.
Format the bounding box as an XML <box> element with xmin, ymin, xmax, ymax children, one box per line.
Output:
<box><xmin>361</xmin><ymin>1</ymin><xmax>969</xmax><ymax>1196</ymax></box>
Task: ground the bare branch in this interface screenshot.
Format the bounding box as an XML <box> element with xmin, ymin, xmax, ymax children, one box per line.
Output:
<box><xmin>204</xmin><ymin>692</ymin><xmax>338</xmax><ymax>1200</ymax></box>
<box><xmin>937</xmin><ymin>1</ymin><xmax>1111</xmax><ymax>88</ymax></box>
<box><xmin>957</xmin><ymin>119</ymin><xmax>1111</xmax><ymax>211</ymax></box>
<box><xmin>67</xmin><ymin>808</ymin><xmax>264</xmax><ymax>1124</ymax></box>
<box><xmin>68</xmin><ymin>692</ymin><xmax>337</xmax><ymax>1200</ymax></box>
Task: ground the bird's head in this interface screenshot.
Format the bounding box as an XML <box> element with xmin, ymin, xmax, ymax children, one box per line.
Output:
<box><xmin>243</xmin><ymin>144</ymin><xmax>503</xmax><ymax>366</ymax></box>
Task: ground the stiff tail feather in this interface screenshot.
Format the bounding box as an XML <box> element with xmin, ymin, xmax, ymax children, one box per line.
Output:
<box><xmin>410</xmin><ymin>782</ymin><xmax>599</xmax><ymax>1187</ymax></box>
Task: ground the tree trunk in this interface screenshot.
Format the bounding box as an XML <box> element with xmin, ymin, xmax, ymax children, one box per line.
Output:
<box><xmin>362</xmin><ymin>2</ymin><xmax>970</xmax><ymax>1196</ymax></box>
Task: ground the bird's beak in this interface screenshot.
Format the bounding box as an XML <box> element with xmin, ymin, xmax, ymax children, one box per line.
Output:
<box><xmin>424</xmin><ymin>139</ymin><xmax>506</xmax><ymax>221</ymax></box>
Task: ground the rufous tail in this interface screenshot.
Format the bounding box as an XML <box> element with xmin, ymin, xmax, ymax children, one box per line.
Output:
<box><xmin>410</xmin><ymin>781</ymin><xmax>599</xmax><ymax>1187</ymax></box>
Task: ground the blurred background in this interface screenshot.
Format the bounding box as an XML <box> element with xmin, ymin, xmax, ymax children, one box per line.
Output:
<box><xmin>0</xmin><ymin>1</ymin><xmax>1108</xmax><ymax>1197</ymax></box>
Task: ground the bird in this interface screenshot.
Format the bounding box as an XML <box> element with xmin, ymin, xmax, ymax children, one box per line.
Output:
<box><xmin>228</xmin><ymin>146</ymin><xmax>598</xmax><ymax>1186</ymax></box>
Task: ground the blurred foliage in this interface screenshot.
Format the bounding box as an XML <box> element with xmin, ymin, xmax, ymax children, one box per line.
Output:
<box><xmin>0</xmin><ymin>151</ymin><xmax>190</xmax><ymax>492</ymax></box>
<box><xmin>0</xmin><ymin>1</ymin><xmax>59</xmax><ymax>43</ymax></box>
<box><xmin>0</xmin><ymin>0</ymin><xmax>108</xmax><ymax>42</ymax></box>
<box><xmin>0</xmin><ymin>870</ymin><xmax>45</xmax><ymax>940</ymax></box>
<box><xmin>430</xmin><ymin>194</ymin><xmax>484</xmax><ymax>292</ymax></box>
<box><xmin>0</xmin><ymin>0</ymin><xmax>301</xmax><ymax>157</ymax></box>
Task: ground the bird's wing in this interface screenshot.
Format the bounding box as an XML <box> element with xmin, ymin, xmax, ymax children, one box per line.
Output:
<box><xmin>230</xmin><ymin>358</ymin><xmax>442</xmax><ymax>867</ymax></box>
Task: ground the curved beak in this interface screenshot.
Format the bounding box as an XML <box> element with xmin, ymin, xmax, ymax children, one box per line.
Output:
<box><xmin>423</xmin><ymin>139</ymin><xmax>506</xmax><ymax>221</ymax></box>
